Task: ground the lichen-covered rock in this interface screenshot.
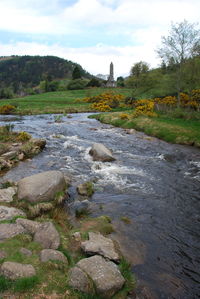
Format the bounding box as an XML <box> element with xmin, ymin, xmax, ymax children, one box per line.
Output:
<box><xmin>68</xmin><ymin>266</ymin><xmax>94</xmax><ymax>294</ymax></box>
<box><xmin>16</xmin><ymin>218</ymin><xmax>42</xmax><ymax>235</ymax></box>
<box><xmin>77</xmin><ymin>255</ymin><xmax>125</xmax><ymax>298</ymax></box>
<box><xmin>0</xmin><ymin>223</ymin><xmax>26</xmax><ymax>241</ymax></box>
<box><xmin>0</xmin><ymin>187</ymin><xmax>17</xmax><ymax>203</ymax></box>
<box><xmin>0</xmin><ymin>262</ymin><xmax>36</xmax><ymax>280</ymax></box>
<box><xmin>0</xmin><ymin>206</ymin><xmax>26</xmax><ymax>221</ymax></box>
<box><xmin>17</xmin><ymin>171</ymin><xmax>66</xmax><ymax>203</ymax></box>
<box><xmin>89</xmin><ymin>143</ymin><xmax>115</xmax><ymax>162</ymax></box>
<box><xmin>34</xmin><ymin>222</ymin><xmax>60</xmax><ymax>249</ymax></box>
<box><xmin>40</xmin><ymin>249</ymin><xmax>68</xmax><ymax>263</ymax></box>
<box><xmin>81</xmin><ymin>232</ymin><xmax>120</xmax><ymax>262</ymax></box>
<box><xmin>77</xmin><ymin>182</ymin><xmax>94</xmax><ymax>197</ymax></box>
<box><xmin>19</xmin><ymin>248</ymin><xmax>32</xmax><ymax>257</ymax></box>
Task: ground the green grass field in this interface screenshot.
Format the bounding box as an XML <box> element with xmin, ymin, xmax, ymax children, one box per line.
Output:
<box><xmin>0</xmin><ymin>88</ymin><xmax>132</xmax><ymax>115</ymax></box>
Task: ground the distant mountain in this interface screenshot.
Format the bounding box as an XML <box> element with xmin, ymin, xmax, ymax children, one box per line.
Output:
<box><xmin>0</xmin><ymin>55</ymin><xmax>92</xmax><ymax>92</ymax></box>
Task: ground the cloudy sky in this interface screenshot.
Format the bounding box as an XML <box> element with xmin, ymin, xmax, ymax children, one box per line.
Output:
<box><xmin>0</xmin><ymin>0</ymin><xmax>199</xmax><ymax>77</ymax></box>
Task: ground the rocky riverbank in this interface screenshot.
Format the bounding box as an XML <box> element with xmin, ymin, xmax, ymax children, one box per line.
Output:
<box><xmin>0</xmin><ymin>144</ymin><xmax>135</xmax><ymax>298</ymax></box>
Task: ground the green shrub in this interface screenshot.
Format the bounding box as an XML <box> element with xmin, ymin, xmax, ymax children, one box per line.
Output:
<box><xmin>67</xmin><ymin>79</ymin><xmax>87</xmax><ymax>90</ymax></box>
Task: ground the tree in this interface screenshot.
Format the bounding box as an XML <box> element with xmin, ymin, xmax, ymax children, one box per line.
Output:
<box><xmin>157</xmin><ymin>20</ymin><xmax>200</xmax><ymax>104</ymax></box>
<box><xmin>72</xmin><ymin>66</ymin><xmax>82</xmax><ymax>80</ymax></box>
<box><xmin>116</xmin><ymin>76</ymin><xmax>125</xmax><ymax>87</ymax></box>
<box><xmin>130</xmin><ymin>61</ymin><xmax>149</xmax><ymax>78</ymax></box>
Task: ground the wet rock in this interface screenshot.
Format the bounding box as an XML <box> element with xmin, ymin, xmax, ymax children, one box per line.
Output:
<box><xmin>77</xmin><ymin>181</ymin><xmax>94</xmax><ymax>197</ymax></box>
<box><xmin>0</xmin><ymin>223</ymin><xmax>26</xmax><ymax>241</ymax></box>
<box><xmin>34</xmin><ymin>222</ymin><xmax>60</xmax><ymax>249</ymax></box>
<box><xmin>0</xmin><ymin>206</ymin><xmax>26</xmax><ymax>221</ymax></box>
<box><xmin>89</xmin><ymin>143</ymin><xmax>116</xmax><ymax>162</ymax></box>
<box><xmin>72</xmin><ymin>200</ymin><xmax>90</xmax><ymax>216</ymax></box>
<box><xmin>31</xmin><ymin>138</ymin><xmax>46</xmax><ymax>150</ymax></box>
<box><xmin>0</xmin><ymin>250</ymin><xmax>7</xmax><ymax>259</ymax></box>
<box><xmin>40</xmin><ymin>249</ymin><xmax>68</xmax><ymax>263</ymax></box>
<box><xmin>81</xmin><ymin>232</ymin><xmax>120</xmax><ymax>262</ymax></box>
<box><xmin>18</xmin><ymin>152</ymin><xmax>25</xmax><ymax>161</ymax></box>
<box><xmin>17</xmin><ymin>171</ymin><xmax>66</xmax><ymax>203</ymax></box>
<box><xmin>133</xmin><ymin>282</ymin><xmax>158</xmax><ymax>299</ymax></box>
<box><xmin>77</xmin><ymin>255</ymin><xmax>125</xmax><ymax>298</ymax></box>
<box><xmin>0</xmin><ymin>187</ymin><xmax>17</xmax><ymax>202</ymax></box>
<box><xmin>19</xmin><ymin>248</ymin><xmax>32</xmax><ymax>257</ymax></box>
<box><xmin>1</xmin><ymin>151</ymin><xmax>18</xmax><ymax>160</ymax></box>
<box><xmin>16</xmin><ymin>218</ymin><xmax>42</xmax><ymax>235</ymax></box>
<box><xmin>0</xmin><ymin>261</ymin><xmax>36</xmax><ymax>280</ymax></box>
<box><xmin>68</xmin><ymin>266</ymin><xmax>94</xmax><ymax>294</ymax></box>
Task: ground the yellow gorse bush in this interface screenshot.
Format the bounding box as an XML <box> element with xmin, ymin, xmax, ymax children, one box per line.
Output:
<box><xmin>17</xmin><ymin>131</ymin><xmax>31</xmax><ymax>141</ymax></box>
<box><xmin>82</xmin><ymin>92</ymin><xmax>125</xmax><ymax>111</ymax></box>
<box><xmin>132</xmin><ymin>99</ymin><xmax>157</xmax><ymax>118</ymax></box>
<box><xmin>0</xmin><ymin>104</ymin><xmax>16</xmax><ymax>114</ymax></box>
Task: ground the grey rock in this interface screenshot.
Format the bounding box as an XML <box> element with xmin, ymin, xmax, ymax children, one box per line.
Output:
<box><xmin>0</xmin><ymin>261</ymin><xmax>36</xmax><ymax>280</ymax></box>
<box><xmin>19</xmin><ymin>248</ymin><xmax>32</xmax><ymax>257</ymax></box>
<box><xmin>16</xmin><ymin>218</ymin><xmax>42</xmax><ymax>235</ymax></box>
<box><xmin>17</xmin><ymin>171</ymin><xmax>66</xmax><ymax>203</ymax></box>
<box><xmin>77</xmin><ymin>255</ymin><xmax>125</xmax><ymax>298</ymax></box>
<box><xmin>0</xmin><ymin>187</ymin><xmax>17</xmax><ymax>203</ymax></box>
<box><xmin>77</xmin><ymin>182</ymin><xmax>93</xmax><ymax>197</ymax></box>
<box><xmin>89</xmin><ymin>143</ymin><xmax>116</xmax><ymax>162</ymax></box>
<box><xmin>40</xmin><ymin>249</ymin><xmax>68</xmax><ymax>263</ymax></box>
<box><xmin>34</xmin><ymin>222</ymin><xmax>60</xmax><ymax>249</ymax></box>
<box><xmin>68</xmin><ymin>266</ymin><xmax>94</xmax><ymax>294</ymax></box>
<box><xmin>1</xmin><ymin>151</ymin><xmax>18</xmax><ymax>160</ymax></box>
<box><xmin>0</xmin><ymin>206</ymin><xmax>26</xmax><ymax>221</ymax></box>
<box><xmin>31</xmin><ymin>138</ymin><xmax>46</xmax><ymax>150</ymax></box>
<box><xmin>81</xmin><ymin>232</ymin><xmax>120</xmax><ymax>262</ymax></box>
<box><xmin>0</xmin><ymin>223</ymin><xmax>26</xmax><ymax>241</ymax></box>
<box><xmin>0</xmin><ymin>250</ymin><xmax>7</xmax><ymax>259</ymax></box>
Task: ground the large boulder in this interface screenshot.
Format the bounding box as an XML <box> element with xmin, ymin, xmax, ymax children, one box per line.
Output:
<box><xmin>0</xmin><ymin>187</ymin><xmax>17</xmax><ymax>203</ymax></box>
<box><xmin>40</xmin><ymin>249</ymin><xmax>68</xmax><ymax>263</ymax></box>
<box><xmin>68</xmin><ymin>266</ymin><xmax>94</xmax><ymax>294</ymax></box>
<box><xmin>0</xmin><ymin>223</ymin><xmax>26</xmax><ymax>241</ymax></box>
<box><xmin>89</xmin><ymin>143</ymin><xmax>116</xmax><ymax>162</ymax></box>
<box><xmin>34</xmin><ymin>222</ymin><xmax>60</xmax><ymax>249</ymax></box>
<box><xmin>0</xmin><ymin>206</ymin><xmax>26</xmax><ymax>221</ymax></box>
<box><xmin>16</xmin><ymin>218</ymin><xmax>42</xmax><ymax>235</ymax></box>
<box><xmin>0</xmin><ymin>262</ymin><xmax>36</xmax><ymax>280</ymax></box>
<box><xmin>77</xmin><ymin>255</ymin><xmax>125</xmax><ymax>298</ymax></box>
<box><xmin>81</xmin><ymin>232</ymin><xmax>120</xmax><ymax>262</ymax></box>
<box><xmin>17</xmin><ymin>171</ymin><xmax>66</xmax><ymax>203</ymax></box>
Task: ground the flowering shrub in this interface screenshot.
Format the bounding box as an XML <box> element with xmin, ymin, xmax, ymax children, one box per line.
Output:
<box><xmin>91</xmin><ymin>101</ymin><xmax>111</xmax><ymax>112</ymax></box>
<box><xmin>17</xmin><ymin>131</ymin><xmax>31</xmax><ymax>141</ymax></box>
<box><xmin>82</xmin><ymin>92</ymin><xmax>125</xmax><ymax>111</ymax></box>
<box><xmin>120</xmin><ymin>113</ymin><xmax>129</xmax><ymax>120</ymax></box>
<box><xmin>0</xmin><ymin>104</ymin><xmax>16</xmax><ymax>114</ymax></box>
<box><xmin>132</xmin><ymin>99</ymin><xmax>157</xmax><ymax>118</ymax></box>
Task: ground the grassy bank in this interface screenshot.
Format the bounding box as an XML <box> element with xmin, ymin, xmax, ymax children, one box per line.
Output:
<box><xmin>91</xmin><ymin>111</ymin><xmax>200</xmax><ymax>147</ymax></box>
<box><xmin>0</xmin><ymin>88</ymin><xmax>131</xmax><ymax>115</ymax></box>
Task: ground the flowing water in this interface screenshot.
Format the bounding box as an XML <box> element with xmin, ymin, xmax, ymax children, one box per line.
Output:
<box><xmin>0</xmin><ymin>113</ymin><xmax>200</xmax><ymax>298</ymax></box>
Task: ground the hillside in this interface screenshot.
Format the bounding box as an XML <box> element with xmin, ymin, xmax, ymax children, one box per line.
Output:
<box><xmin>0</xmin><ymin>55</ymin><xmax>92</xmax><ymax>92</ymax></box>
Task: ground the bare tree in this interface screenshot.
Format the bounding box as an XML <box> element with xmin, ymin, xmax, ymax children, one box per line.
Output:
<box><xmin>157</xmin><ymin>20</ymin><xmax>200</xmax><ymax>104</ymax></box>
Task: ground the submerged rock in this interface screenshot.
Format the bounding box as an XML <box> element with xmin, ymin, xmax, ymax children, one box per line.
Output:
<box><xmin>81</xmin><ymin>232</ymin><xmax>120</xmax><ymax>262</ymax></box>
<box><xmin>89</xmin><ymin>143</ymin><xmax>116</xmax><ymax>162</ymax></box>
<box><xmin>77</xmin><ymin>181</ymin><xmax>94</xmax><ymax>197</ymax></box>
<box><xmin>0</xmin><ymin>261</ymin><xmax>36</xmax><ymax>280</ymax></box>
<box><xmin>17</xmin><ymin>170</ymin><xmax>66</xmax><ymax>203</ymax></box>
<box><xmin>0</xmin><ymin>206</ymin><xmax>26</xmax><ymax>221</ymax></box>
<box><xmin>76</xmin><ymin>255</ymin><xmax>125</xmax><ymax>298</ymax></box>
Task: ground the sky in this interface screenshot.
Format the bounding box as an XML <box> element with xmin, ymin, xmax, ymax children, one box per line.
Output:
<box><xmin>0</xmin><ymin>0</ymin><xmax>199</xmax><ymax>77</ymax></box>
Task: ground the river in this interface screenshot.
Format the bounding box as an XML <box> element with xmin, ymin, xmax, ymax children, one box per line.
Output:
<box><xmin>0</xmin><ymin>113</ymin><xmax>200</xmax><ymax>298</ymax></box>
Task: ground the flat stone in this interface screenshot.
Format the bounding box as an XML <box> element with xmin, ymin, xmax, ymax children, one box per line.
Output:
<box><xmin>0</xmin><ymin>187</ymin><xmax>17</xmax><ymax>203</ymax></box>
<box><xmin>1</xmin><ymin>151</ymin><xmax>18</xmax><ymax>160</ymax></box>
<box><xmin>17</xmin><ymin>171</ymin><xmax>66</xmax><ymax>203</ymax></box>
<box><xmin>0</xmin><ymin>206</ymin><xmax>26</xmax><ymax>221</ymax></box>
<box><xmin>0</xmin><ymin>262</ymin><xmax>36</xmax><ymax>280</ymax></box>
<box><xmin>16</xmin><ymin>218</ymin><xmax>42</xmax><ymax>235</ymax></box>
<box><xmin>19</xmin><ymin>248</ymin><xmax>32</xmax><ymax>257</ymax></box>
<box><xmin>81</xmin><ymin>232</ymin><xmax>120</xmax><ymax>262</ymax></box>
<box><xmin>0</xmin><ymin>223</ymin><xmax>26</xmax><ymax>241</ymax></box>
<box><xmin>34</xmin><ymin>222</ymin><xmax>60</xmax><ymax>249</ymax></box>
<box><xmin>77</xmin><ymin>255</ymin><xmax>125</xmax><ymax>298</ymax></box>
<box><xmin>68</xmin><ymin>266</ymin><xmax>94</xmax><ymax>294</ymax></box>
<box><xmin>40</xmin><ymin>249</ymin><xmax>68</xmax><ymax>263</ymax></box>
<box><xmin>89</xmin><ymin>143</ymin><xmax>116</xmax><ymax>162</ymax></box>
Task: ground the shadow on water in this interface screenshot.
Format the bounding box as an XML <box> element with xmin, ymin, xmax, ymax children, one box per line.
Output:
<box><xmin>0</xmin><ymin>113</ymin><xmax>200</xmax><ymax>298</ymax></box>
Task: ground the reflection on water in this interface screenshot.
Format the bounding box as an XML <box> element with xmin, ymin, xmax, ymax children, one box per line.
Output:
<box><xmin>0</xmin><ymin>113</ymin><xmax>200</xmax><ymax>298</ymax></box>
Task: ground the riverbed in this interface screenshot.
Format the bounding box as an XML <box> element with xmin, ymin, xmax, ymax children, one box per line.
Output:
<box><xmin>0</xmin><ymin>113</ymin><xmax>200</xmax><ymax>298</ymax></box>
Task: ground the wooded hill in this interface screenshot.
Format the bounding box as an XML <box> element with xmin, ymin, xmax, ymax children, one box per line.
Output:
<box><xmin>0</xmin><ymin>55</ymin><xmax>92</xmax><ymax>92</ymax></box>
